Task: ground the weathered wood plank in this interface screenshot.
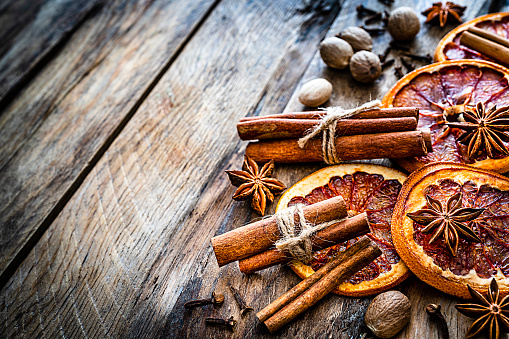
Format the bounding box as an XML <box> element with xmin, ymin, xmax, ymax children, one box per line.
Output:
<box><xmin>0</xmin><ymin>0</ymin><xmax>102</xmax><ymax>108</ymax></box>
<box><xmin>0</xmin><ymin>0</ymin><xmax>46</xmax><ymax>59</ymax></box>
<box><xmin>0</xmin><ymin>0</ymin><xmax>218</xmax><ymax>282</ymax></box>
<box><xmin>0</xmin><ymin>0</ymin><xmax>340</xmax><ymax>337</ymax></box>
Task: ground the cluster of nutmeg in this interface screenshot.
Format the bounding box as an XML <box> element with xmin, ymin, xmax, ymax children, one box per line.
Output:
<box><xmin>298</xmin><ymin>7</ymin><xmax>421</xmax><ymax>107</ymax></box>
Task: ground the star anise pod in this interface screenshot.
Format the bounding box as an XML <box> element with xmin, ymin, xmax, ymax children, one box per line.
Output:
<box><xmin>456</xmin><ymin>278</ymin><xmax>509</xmax><ymax>339</ymax></box>
<box><xmin>447</xmin><ymin>102</ymin><xmax>509</xmax><ymax>160</ymax></box>
<box><xmin>406</xmin><ymin>193</ymin><xmax>484</xmax><ymax>256</ymax></box>
<box><xmin>226</xmin><ymin>155</ymin><xmax>286</xmax><ymax>215</ymax></box>
<box><xmin>422</xmin><ymin>2</ymin><xmax>466</xmax><ymax>27</ymax></box>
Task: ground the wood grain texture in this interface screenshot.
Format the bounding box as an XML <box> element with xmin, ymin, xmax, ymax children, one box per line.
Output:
<box><xmin>0</xmin><ymin>0</ymin><xmax>217</xmax><ymax>282</ymax></box>
<box><xmin>0</xmin><ymin>0</ymin><xmax>102</xmax><ymax>108</ymax></box>
<box><xmin>0</xmin><ymin>0</ymin><xmax>46</xmax><ymax>59</ymax></box>
<box><xmin>0</xmin><ymin>0</ymin><xmax>339</xmax><ymax>338</ymax></box>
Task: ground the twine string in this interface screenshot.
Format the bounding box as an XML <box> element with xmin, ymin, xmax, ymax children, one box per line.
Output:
<box><xmin>297</xmin><ymin>100</ymin><xmax>382</xmax><ymax>164</ymax></box>
<box><xmin>274</xmin><ymin>205</ymin><xmax>345</xmax><ymax>263</ymax></box>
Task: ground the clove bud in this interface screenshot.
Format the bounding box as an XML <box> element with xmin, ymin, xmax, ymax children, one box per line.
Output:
<box><xmin>205</xmin><ymin>316</ymin><xmax>237</xmax><ymax>331</ymax></box>
<box><xmin>184</xmin><ymin>292</ymin><xmax>224</xmax><ymax>309</ymax></box>
<box><xmin>426</xmin><ymin>304</ymin><xmax>450</xmax><ymax>339</ymax></box>
<box><xmin>230</xmin><ymin>284</ymin><xmax>254</xmax><ymax>317</ymax></box>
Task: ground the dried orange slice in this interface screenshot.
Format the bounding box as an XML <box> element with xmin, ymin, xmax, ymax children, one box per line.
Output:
<box><xmin>392</xmin><ymin>162</ymin><xmax>509</xmax><ymax>299</ymax></box>
<box><xmin>276</xmin><ymin>164</ymin><xmax>410</xmax><ymax>297</ymax></box>
<box><xmin>435</xmin><ymin>12</ymin><xmax>509</xmax><ymax>65</ymax></box>
<box><xmin>382</xmin><ymin>60</ymin><xmax>509</xmax><ymax>173</ymax></box>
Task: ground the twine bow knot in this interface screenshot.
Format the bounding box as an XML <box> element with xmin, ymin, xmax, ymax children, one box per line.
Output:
<box><xmin>297</xmin><ymin>100</ymin><xmax>381</xmax><ymax>164</ymax></box>
<box><xmin>274</xmin><ymin>205</ymin><xmax>344</xmax><ymax>263</ymax></box>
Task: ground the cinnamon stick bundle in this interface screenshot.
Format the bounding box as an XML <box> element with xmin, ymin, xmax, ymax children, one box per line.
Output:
<box><xmin>460</xmin><ymin>28</ymin><xmax>509</xmax><ymax>67</ymax></box>
<box><xmin>258</xmin><ymin>236</ymin><xmax>382</xmax><ymax>333</ymax></box>
<box><xmin>211</xmin><ymin>196</ymin><xmax>347</xmax><ymax>267</ymax></box>
<box><xmin>237</xmin><ymin>117</ymin><xmax>417</xmax><ymax>140</ymax></box>
<box><xmin>245</xmin><ymin>129</ymin><xmax>432</xmax><ymax>163</ymax></box>
<box><xmin>239</xmin><ymin>212</ymin><xmax>369</xmax><ymax>274</ymax></box>
<box><xmin>239</xmin><ymin>107</ymin><xmax>419</xmax><ymax>122</ymax></box>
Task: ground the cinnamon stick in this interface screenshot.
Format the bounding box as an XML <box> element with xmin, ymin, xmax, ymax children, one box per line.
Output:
<box><xmin>256</xmin><ymin>236</ymin><xmax>372</xmax><ymax>323</ymax></box>
<box><xmin>237</xmin><ymin>117</ymin><xmax>417</xmax><ymax>140</ymax></box>
<box><xmin>460</xmin><ymin>30</ymin><xmax>509</xmax><ymax>67</ymax></box>
<box><xmin>239</xmin><ymin>212</ymin><xmax>369</xmax><ymax>274</ymax></box>
<box><xmin>467</xmin><ymin>26</ymin><xmax>509</xmax><ymax>49</ymax></box>
<box><xmin>245</xmin><ymin>129</ymin><xmax>432</xmax><ymax>163</ymax></box>
<box><xmin>260</xmin><ymin>236</ymin><xmax>381</xmax><ymax>333</ymax></box>
<box><xmin>239</xmin><ymin>107</ymin><xmax>419</xmax><ymax>122</ymax></box>
<box><xmin>211</xmin><ymin>196</ymin><xmax>347</xmax><ymax>267</ymax></box>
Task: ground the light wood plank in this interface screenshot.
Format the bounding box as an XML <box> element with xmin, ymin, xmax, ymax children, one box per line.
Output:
<box><xmin>0</xmin><ymin>0</ymin><xmax>217</xmax><ymax>281</ymax></box>
<box><xmin>0</xmin><ymin>0</ymin><xmax>340</xmax><ymax>337</ymax></box>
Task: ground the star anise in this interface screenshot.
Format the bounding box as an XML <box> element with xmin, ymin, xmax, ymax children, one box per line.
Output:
<box><xmin>406</xmin><ymin>193</ymin><xmax>484</xmax><ymax>256</ymax></box>
<box><xmin>456</xmin><ymin>278</ymin><xmax>509</xmax><ymax>339</ymax></box>
<box><xmin>422</xmin><ymin>2</ymin><xmax>466</xmax><ymax>27</ymax></box>
<box><xmin>226</xmin><ymin>155</ymin><xmax>286</xmax><ymax>215</ymax></box>
<box><xmin>447</xmin><ymin>102</ymin><xmax>509</xmax><ymax>160</ymax></box>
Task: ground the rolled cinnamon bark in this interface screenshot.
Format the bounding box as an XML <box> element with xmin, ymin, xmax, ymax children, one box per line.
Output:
<box><xmin>256</xmin><ymin>236</ymin><xmax>371</xmax><ymax>323</ymax></box>
<box><xmin>239</xmin><ymin>107</ymin><xmax>419</xmax><ymax>122</ymax></box>
<box><xmin>237</xmin><ymin>117</ymin><xmax>417</xmax><ymax>140</ymax></box>
<box><xmin>245</xmin><ymin>129</ymin><xmax>432</xmax><ymax>163</ymax></box>
<box><xmin>460</xmin><ymin>31</ymin><xmax>509</xmax><ymax>67</ymax></box>
<box><xmin>467</xmin><ymin>26</ymin><xmax>509</xmax><ymax>49</ymax></box>
<box><xmin>239</xmin><ymin>212</ymin><xmax>369</xmax><ymax>274</ymax></box>
<box><xmin>211</xmin><ymin>196</ymin><xmax>347</xmax><ymax>267</ymax></box>
<box><xmin>261</xmin><ymin>236</ymin><xmax>382</xmax><ymax>333</ymax></box>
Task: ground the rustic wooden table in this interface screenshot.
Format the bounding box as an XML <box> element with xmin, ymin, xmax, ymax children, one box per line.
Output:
<box><xmin>1</xmin><ymin>0</ymin><xmax>508</xmax><ymax>338</ymax></box>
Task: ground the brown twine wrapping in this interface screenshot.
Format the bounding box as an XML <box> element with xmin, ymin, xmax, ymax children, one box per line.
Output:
<box><xmin>274</xmin><ymin>205</ymin><xmax>345</xmax><ymax>263</ymax></box>
<box><xmin>297</xmin><ymin>100</ymin><xmax>382</xmax><ymax>164</ymax></box>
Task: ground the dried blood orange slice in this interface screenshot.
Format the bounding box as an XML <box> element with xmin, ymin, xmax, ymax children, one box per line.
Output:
<box><xmin>392</xmin><ymin>162</ymin><xmax>509</xmax><ymax>299</ymax></box>
<box><xmin>382</xmin><ymin>60</ymin><xmax>509</xmax><ymax>173</ymax></box>
<box><xmin>435</xmin><ymin>12</ymin><xmax>509</xmax><ymax>65</ymax></box>
<box><xmin>276</xmin><ymin>164</ymin><xmax>410</xmax><ymax>297</ymax></box>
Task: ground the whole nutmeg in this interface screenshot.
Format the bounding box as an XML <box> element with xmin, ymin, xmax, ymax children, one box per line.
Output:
<box><xmin>349</xmin><ymin>51</ymin><xmax>381</xmax><ymax>83</ymax></box>
<box><xmin>319</xmin><ymin>37</ymin><xmax>354</xmax><ymax>69</ymax></box>
<box><xmin>339</xmin><ymin>26</ymin><xmax>372</xmax><ymax>52</ymax></box>
<box><xmin>388</xmin><ymin>7</ymin><xmax>421</xmax><ymax>41</ymax></box>
<box><xmin>364</xmin><ymin>291</ymin><xmax>411</xmax><ymax>338</ymax></box>
<box><xmin>298</xmin><ymin>78</ymin><xmax>332</xmax><ymax>107</ymax></box>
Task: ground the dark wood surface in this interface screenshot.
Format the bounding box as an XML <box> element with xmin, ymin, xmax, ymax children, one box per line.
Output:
<box><xmin>0</xmin><ymin>0</ymin><xmax>508</xmax><ymax>338</ymax></box>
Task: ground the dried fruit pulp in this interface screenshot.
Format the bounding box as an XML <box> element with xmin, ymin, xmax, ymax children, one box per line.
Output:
<box><xmin>392</xmin><ymin>163</ymin><xmax>509</xmax><ymax>298</ymax></box>
<box><xmin>383</xmin><ymin>60</ymin><xmax>509</xmax><ymax>172</ymax></box>
<box><xmin>278</xmin><ymin>164</ymin><xmax>410</xmax><ymax>296</ymax></box>
<box><xmin>414</xmin><ymin>178</ymin><xmax>509</xmax><ymax>278</ymax></box>
<box><xmin>436</xmin><ymin>12</ymin><xmax>509</xmax><ymax>63</ymax></box>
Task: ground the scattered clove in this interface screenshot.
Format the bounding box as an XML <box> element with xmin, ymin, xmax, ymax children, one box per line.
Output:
<box><xmin>382</xmin><ymin>10</ymin><xmax>390</xmax><ymax>25</ymax></box>
<box><xmin>365</xmin><ymin>12</ymin><xmax>382</xmax><ymax>25</ymax></box>
<box><xmin>394</xmin><ymin>66</ymin><xmax>404</xmax><ymax>78</ymax></box>
<box><xmin>382</xmin><ymin>59</ymin><xmax>395</xmax><ymax>69</ymax></box>
<box><xmin>360</xmin><ymin>26</ymin><xmax>386</xmax><ymax>36</ymax></box>
<box><xmin>205</xmin><ymin>316</ymin><xmax>237</xmax><ymax>331</ymax></box>
<box><xmin>403</xmin><ymin>52</ymin><xmax>433</xmax><ymax>63</ymax></box>
<box><xmin>230</xmin><ymin>284</ymin><xmax>254</xmax><ymax>317</ymax></box>
<box><xmin>356</xmin><ymin>5</ymin><xmax>378</xmax><ymax>16</ymax></box>
<box><xmin>426</xmin><ymin>304</ymin><xmax>450</xmax><ymax>339</ymax></box>
<box><xmin>184</xmin><ymin>292</ymin><xmax>225</xmax><ymax>309</ymax></box>
<box><xmin>400</xmin><ymin>57</ymin><xmax>415</xmax><ymax>71</ymax></box>
<box><xmin>378</xmin><ymin>46</ymin><xmax>391</xmax><ymax>62</ymax></box>
<box><xmin>389</xmin><ymin>41</ymin><xmax>410</xmax><ymax>51</ymax></box>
